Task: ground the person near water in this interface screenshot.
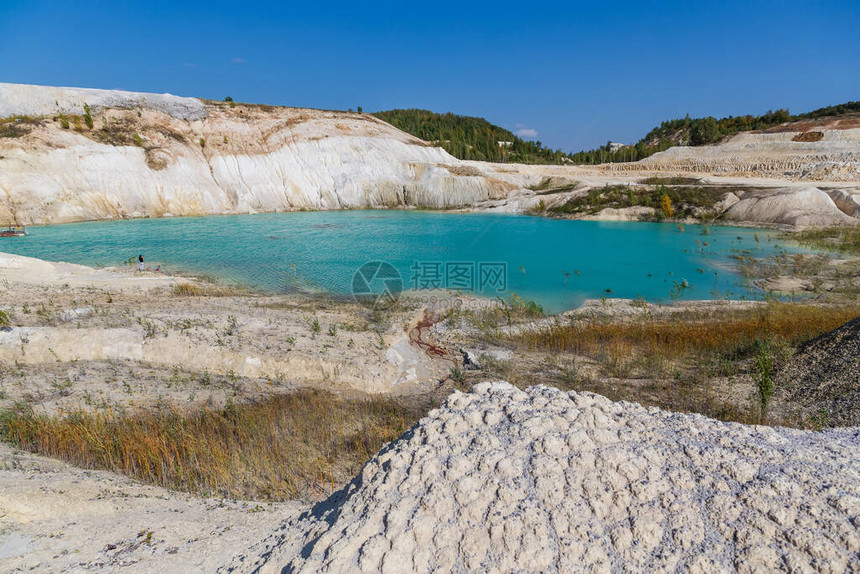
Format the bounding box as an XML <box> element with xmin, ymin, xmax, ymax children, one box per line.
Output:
<box><xmin>138</xmin><ymin>254</ymin><xmax>144</xmax><ymax>272</ymax></box>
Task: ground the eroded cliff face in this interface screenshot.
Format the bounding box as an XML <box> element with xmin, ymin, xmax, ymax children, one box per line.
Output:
<box><xmin>2</xmin><ymin>83</ymin><xmax>859</xmax><ymax>228</ymax></box>
<box><xmin>0</xmin><ymin>83</ymin><xmax>528</xmax><ymax>224</ymax></box>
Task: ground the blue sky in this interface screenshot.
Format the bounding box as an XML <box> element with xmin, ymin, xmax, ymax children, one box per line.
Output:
<box><xmin>1</xmin><ymin>0</ymin><xmax>858</xmax><ymax>151</ymax></box>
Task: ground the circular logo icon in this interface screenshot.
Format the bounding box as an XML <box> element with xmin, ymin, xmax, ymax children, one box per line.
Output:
<box><xmin>352</xmin><ymin>261</ymin><xmax>403</xmax><ymax>310</ymax></box>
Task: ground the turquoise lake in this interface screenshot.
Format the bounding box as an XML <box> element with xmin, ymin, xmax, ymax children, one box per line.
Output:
<box><xmin>0</xmin><ymin>211</ymin><xmax>810</xmax><ymax>312</ymax></box>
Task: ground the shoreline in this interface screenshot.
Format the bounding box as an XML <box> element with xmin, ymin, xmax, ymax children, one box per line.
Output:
<box><xmin>6</xmin><ymin>201</ymin><xmax>857</xmax><ymax>230</ymax></box>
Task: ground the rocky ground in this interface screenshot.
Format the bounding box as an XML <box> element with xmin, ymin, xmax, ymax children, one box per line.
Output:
<box><xmin>233</xmin><ymin>382</ymin><xmax>860</xmax><ymax>573</ymax></box>
<box><xmin>0</xmin><ymin>252</ymin><xmax>450</xmax><ymax>416</ymax></box>
<box><xmin>776</xmin><ymin>316</ymin><xmax>860</xmax><ymax>427</ymax></box>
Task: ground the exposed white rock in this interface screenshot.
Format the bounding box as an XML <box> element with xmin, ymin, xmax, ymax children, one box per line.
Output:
<box><xmin>238</xmin><ymin>382</ymin><xmax>860</xmax><ymax>573</ymax></box>
<box><xmin>0</xmin><ymin>82</ymin><xmax>207</xmax><ymax>120</ymax></box>
<box><xmin>0</xmin><ymin>84</ymin><xmax>524</xmax><ymax>224</ymax></box>
<box><xmin>723</xmin><ymin>186</ymin><xmax>856</xmax><ymax>227</ymax></box>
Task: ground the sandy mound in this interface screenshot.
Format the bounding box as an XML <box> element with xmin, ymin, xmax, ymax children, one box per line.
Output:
<box><xmin>723</xmin><ymin>186</ymin><xmax>856</xmax><ymax>227</ymax></box>
<box><xmin>777</xmin><ymin>316</ymin><xmax>860</xmax><ymax>427</ymax></box>
<box><xmin>236</xmin><ymin>382</ymin><xmax>860</xmax><ymax>573</ymax></box>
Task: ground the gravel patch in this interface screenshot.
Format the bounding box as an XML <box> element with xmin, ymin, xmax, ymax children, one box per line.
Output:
<box><xmin>777</xmin><ymin>316</ymin><xmax>860</xmax><ymax>427</ymax></box>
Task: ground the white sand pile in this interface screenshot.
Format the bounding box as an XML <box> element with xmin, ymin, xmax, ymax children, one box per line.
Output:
<box><xmin>235</xmin><ymin>382</ymin><xmax>860</xmax><ymax>573</ymax></box>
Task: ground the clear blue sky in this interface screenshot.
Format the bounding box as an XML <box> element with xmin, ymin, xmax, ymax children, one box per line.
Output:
<box><xmin>1</xmin><ymin>0</ymin><xmax>858</xmax><ymax>151</ymax></box>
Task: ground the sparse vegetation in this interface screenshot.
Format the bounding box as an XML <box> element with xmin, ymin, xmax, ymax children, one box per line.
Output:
<box><xmin>786</xmin><ymin>226</ymin><xmax>860</xmax><ymax>256</ymax></box>
<box><xmin>549</xmin><ymin>184</ymin><xmax>727</xmax><ymax>219</ymax></box>
<box><xmin>0</xmin><ymin>115</ymin><xmax>42</xmax><ymax>138</ymax></box>
<box><xmin>498</xmin><ymin>302</ymin><xmax>860</xmax><ymax>424</ymax></box>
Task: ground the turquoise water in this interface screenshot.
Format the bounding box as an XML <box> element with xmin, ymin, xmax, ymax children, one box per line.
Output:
<box><xmin>1</xmin><ymin>211</ymin><xmax>808</xmax><ymax>312</ymax></box>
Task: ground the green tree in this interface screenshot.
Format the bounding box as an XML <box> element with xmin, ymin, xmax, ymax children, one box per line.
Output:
<box><xmin>690</xmin><ymin>117</ymin><xmax>721</xmax><ymax>145</ymax></box>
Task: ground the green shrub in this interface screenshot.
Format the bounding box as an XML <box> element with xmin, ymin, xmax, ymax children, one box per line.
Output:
<box><xmin>754</xmin><ymin>337</ymin><xmax>774</xmax><ymax>418</ymax></box>
<box><xmin>83</xmin><ymin>104</ymin><xmax>93</xmax><ymax>129</ymax></box>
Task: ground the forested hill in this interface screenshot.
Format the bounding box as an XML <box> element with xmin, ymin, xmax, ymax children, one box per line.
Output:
<box><xmin>372</xmin><ymin>109</ymin><xmax>568</xmax><ymax>164</ymax></box>
<box><xmin>374</xmin><ymin>102</ymin><xmax>860</xmax><ymax>166</ymax></box>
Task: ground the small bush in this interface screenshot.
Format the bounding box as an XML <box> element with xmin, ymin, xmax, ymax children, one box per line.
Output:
<box><xmin>660</xmin><ymin>191</ymin><xmax>674</xmax><ymax>219</ymax></box>
<box><xmin>83</xmin><ymin>104</ymin><xmax>93</xmax><ymax>129</ymax></box>
<box><xmin>754</xmin><ymin>337</ymin><xmax>774</xmax><ymax>418</ymax></box>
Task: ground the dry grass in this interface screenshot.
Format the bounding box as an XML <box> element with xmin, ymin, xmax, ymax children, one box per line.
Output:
<box><xmin>172</xmin><ymin>282</ymin><xmax>205</xmax><ymax>296</ymax></box>
<box><xmin>498</xmin><ymin>302</ymin><xmax>860</xmax><ymax>425</ymax></box>
<box><xmin>171</xmin><ymin>281</ymin><xmax>246</xmax><ymax>297</ymax></box>
<box><xmin>0</xmin><ymin>389</ymin><xmax>427</xmax><ymax>501</ymax></box>
<box><xmin>510</xmin><ymin>303</ymin><xmax>860</xmax><ymax>359</ymax></box>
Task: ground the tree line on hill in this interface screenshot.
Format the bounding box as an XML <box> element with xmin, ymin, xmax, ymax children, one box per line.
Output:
<box><xmin>373</xmin><ymin>102</ymin><xmax>859</xmax><ymax>166</ymax></box>
<box><xmin>372</xmin><ymin>109</ymin><xmax>568</xmax><ymax>164</ymax></box>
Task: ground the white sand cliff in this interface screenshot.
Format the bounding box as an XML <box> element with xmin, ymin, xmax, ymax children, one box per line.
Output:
<box><xmin>2</xmin><ymin>83</ymin><xmax>859</xmax><ymax>228</ymax></box>
<box><xmin>0</xmin><ymin>83</ymin><xmax>524</xmax><ymax>224</ymax></box>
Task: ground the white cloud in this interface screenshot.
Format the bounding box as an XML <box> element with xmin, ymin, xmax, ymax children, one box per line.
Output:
<box><xmin>231</xmin><ymin>57</ymin><xmax>246</xmax><ymax>64</ymax></box>
<box><xmin>515</xmin><ymin>125</ymin><xmax>538</xmax><ymax>139</ymax></box>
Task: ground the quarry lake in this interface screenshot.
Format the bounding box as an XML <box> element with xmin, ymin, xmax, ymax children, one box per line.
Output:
<box><xmin>4</xmin><ymin>211</ymin><xmax>814</xmax><ymax>312</ymax></box>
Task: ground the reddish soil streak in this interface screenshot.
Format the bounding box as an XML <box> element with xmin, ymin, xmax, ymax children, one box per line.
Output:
<box><xmin>409</xmin><ymin>310</ymin><xmax>452</xmax><ymax>361</ymax></box>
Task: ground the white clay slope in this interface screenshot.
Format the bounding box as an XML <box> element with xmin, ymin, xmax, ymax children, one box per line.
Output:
<box><xmin>236</xmin><ymin>382</ymin><xmax>860</xmax><ymax>573</ymax></box>
<box><xmin>0</xmin><ymin>83</ymin><xmax>526</xmax><ymax>224</ymax></box>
